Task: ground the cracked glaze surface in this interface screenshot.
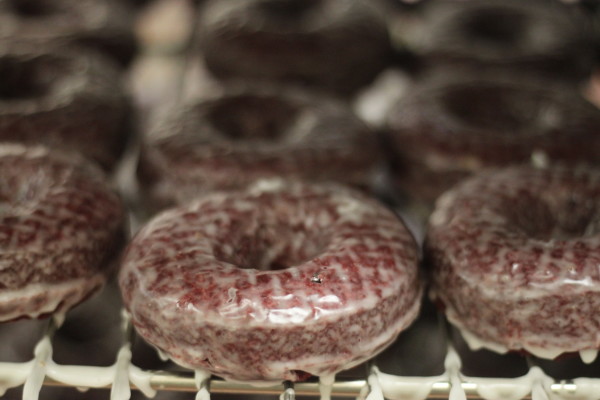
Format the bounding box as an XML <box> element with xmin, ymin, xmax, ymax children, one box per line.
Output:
<box><xmin>427</xmin><ymin>165</ymin><xmax>600</xmax><ymax>359</ymax></box>
<box><xmin>120</xmin><ymin>180</ymin><xmax>422</xmax><ymax>381</ymax></box>
<box><xmin>138</xmin><ymin>87</ymin><xmax>379</xmax><ymax>211</ymax></box>
<box><xmin>0</xmin><ymin>144</ymin><xmax>125</xmax><ymax>321</ymax></box>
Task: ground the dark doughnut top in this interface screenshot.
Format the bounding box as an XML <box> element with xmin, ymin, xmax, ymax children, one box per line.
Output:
<box><xmin>415</xmin><ymin>0</ymin><xmax>594</xmax><ymax>80</ymax></box>
<box><xmin>388</xmin><ymin>73</ymin><xmax>600</xmax><ymax>171</ymax></box>
<box><xmin>0</xmin><ymin>0</ymin><xmax>136</xmax><ymax>65</ymax></box>
<box><xmin>0</xmin><ymin>43</ymin><xmax>130</xmax><ymax>171</ymax></box>
<box><xmin>198</xmin><ymin>0</ymin><xmax>391</xmax><ymax>96</ymax></box>
<box><xmin>138</xmin><ymin>86</ymin><xmax>380</xmax><ymax>211</ymax></box>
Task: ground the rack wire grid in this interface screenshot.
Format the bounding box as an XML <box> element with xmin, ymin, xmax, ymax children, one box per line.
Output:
<box><xmin>2</xmin><ymin>0</ymin><xmax>600</xmax><ymax>399</ymax></box>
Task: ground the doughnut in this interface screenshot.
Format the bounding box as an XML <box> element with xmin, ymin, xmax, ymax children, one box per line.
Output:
<box><xmin>426</xmin><ymin>165</ymin><xmax>600</xmax><ymax>361</ymax></box>
<box><xmin>198</xmin><ymin>0</ymin><xmax>391</xmax><ymax>96</ymax></box>
<box><xmin>0</xmin><ymin>143</ymin><xmax>126</xmax><ymax>322</ymax></box>
<box><xmin>137</xmin><ymin>86</ymin><xmax>380</xmax><ymax>211</ymax></box>
<box><xmin>386</xmin><ymin>72</ymin><xmax>600</xmax><ymax>205</ymax></box>
<box><xmin>119</xmin><ymin>179</ymin><xmax>422</xmax><ymax>381</ymax></box>
<box><xmin>0</xmin><ymin>43</ymin><xmax>130</xmax><ymax>171</ymax></box>
<box><xmin>0</xmin><ymin>0</ymin><xmax>136</xmax><ymax>66</ymax></box>
<box><xmin>414</xmin><ymin>0</ymin><xmax>594</xmax><ymax>81</ymax></box>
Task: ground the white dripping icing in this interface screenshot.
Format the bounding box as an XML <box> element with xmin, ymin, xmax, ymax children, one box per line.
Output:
<box><xmin>156</xmin><ymin>348</ymin><xmax>170</xmax><ymax>362</ymax></box>
<box><xmin>194</xmin><ymin>369</ymin><xmax>211</xmax><ymax>400</ymax></box>
<box><xmin>376</xmin><ymin>369</ymin><xmax>441</xmax><ymax>400</ymax></box>
<box><xmin>279</xmin><ymin>387</ymin><xmax>295</xmax><ymax>400</ymax></box>
<box><xmin>453</xmin><ymin>319</ymin><xmax>585</xmax><ymax>360</ymax></box>
<box><xmin>0</xmin><ymin>312</ymin><xmax>157</xmax><ymax>399</ymax></box>
<box><xmin>444</xmin><ymin>346</ymin><xmax>466</xmax><ymax>400</ymax></box>
<box><xmin>22</xmin><ymin>333</ymin><xmax>52</xmax><ymax>400</ymax></box>
<box><xmin>318</xmin><ymin>374</ymin><xmax>335</xmax><ymax>400</ymax></box>
<box><xmin>571</xmin><ymin>377</ymin><xmax>600</xmax><ymax>399</ymax></box>
<box><xmin>129</xmin><ymin>365</ymin><xmax>156</xmax><ymax>398</ymax></box>
<box><xmin>470</xmin><ymin>366</ymin><xmax>550</xmax><ymax>400</ymax></box>
<box><xmin>111</xmin><ymin>345</ymin><xmax>132</xmax><ymax>400</ymax></box>
<box><xmin>0</xmin><ymin>361</ymin><xmax>32</xmax><ymax>396</ymax></box>
<box><xmin>579</xmin><ymin>349</ymin><xmax>598</xmax><ymax>364</ymax></box>
<box><xmin>365</xmin><ymin>369</ymin><xmax>384</xmax><ymax>400</ymax></box>
<box><xmin>529</xmin><ymin>367</ymin><xmax>551</xmax><ymax>400</ymax></box>
<box><xmin>356</xmin><ymin>382</ymin><xmax>369</xmax><ymax>400</ymax></box>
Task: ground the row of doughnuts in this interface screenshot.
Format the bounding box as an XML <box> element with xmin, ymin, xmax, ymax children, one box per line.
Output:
<box><xmin>126</xmin><ymin>0</ymin><xmax>600</xmax><ymax>382</ymax></box>
<box><xmin>0</xmin><ymin>0</ymin><xmax>423</xmax><ymax>387</ymax></box>
<box><xmin>0</xmin><ymin>0</ymin><xmax>599</xmax><ymax>391</ymax></box>
<box><xmin>0</xmin><ymin>0</ymin><xmax>138</xmax><ymax>325</ymax></box>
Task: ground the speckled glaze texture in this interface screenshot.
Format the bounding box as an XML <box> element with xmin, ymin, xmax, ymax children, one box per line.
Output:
<box><xmin>427</xmin><ymin>165</ymin><xmax>600</xmax><ymax>359</ymax></box>
<box><xmin>0</xmin><ymin>43</ymin><xmax>130</xmax><ymax>171</ymax></box>
<box><xmin>0</xmin><ymin>0</ymin><xmax>136</xmax><ymax>65</ymax></box>
<box><xmin>138</xmin><ymin>87</ymin><xmax>380</xmax><ymax>211</ymax></box>
<box><xmin>387</xmin><ymin>73</ymin><xmax>600</xmax><ymax>204</ymax></box>
<box><xmin>416</xmin><ymin>0</ymin><xmax>594</xmax><ymax>80</ymax></box>
<box><xmin>0</xmin><ymin>144</ymin><xmax>126</xmax><ymax>322</ymax></box>
<box><xmin>120</xmin><ymin>180</ymin><xmax>422</xmax><ymax>381</ymax></box>
<box><xmin>199</xmin><ymin>0</ymin><xmax>390</xmax><ymax>96</ymax></box>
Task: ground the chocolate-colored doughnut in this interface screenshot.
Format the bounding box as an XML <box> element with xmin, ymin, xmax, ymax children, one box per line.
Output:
<box><xmin>138</xmin><ymin>86</ymin><xmax>380</xmax><ymax>211</ymax></box>
<box><xmin>387</xmin><ymin>72</ymin><xmax>600</xmax><ymax>205</ymax></box>
<box><xmin>198</xmin><ymin>0</ymin><xmax>391</xmax><ymax>96</ymax></box>
<box><xmin>0</xmin><ymin>143</ymin><xmax>126</xmax><ymax>322</ymax></box>
<box><xmin>0</xmin><ymin>0</ymin><xmax>136</xmax><ymax>65</ymax></box>
<box><xmin>0</xmin><ymin>43</ymin><xmax>131</xmax><ymax>171</ymax></box>
<box><xmin>415</xmin><ymin>0</ymin><xmax>594</xmax><ymax>81</ymax></box>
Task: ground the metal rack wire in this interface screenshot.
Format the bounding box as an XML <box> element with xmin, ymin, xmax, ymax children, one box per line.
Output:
<box><xmin>2</xmin><ymin>308</ymin><xmax>600</xmax><ymax>400</ymax></box>
<box><xmin>2</xmin><ymin>2</ymin><xmax>599</xmax><ymax>399</ymax></box>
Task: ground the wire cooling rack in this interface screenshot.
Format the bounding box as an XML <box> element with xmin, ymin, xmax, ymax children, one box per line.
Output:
<box><xmin>1</xmin><ymin>1</ymin><xmax>598</xmax><ymax>399</ymax></box>
<box><xmin>3</xmin><ymin>306</ymin><xmax>600</xmax><ymax>400</ymax></box>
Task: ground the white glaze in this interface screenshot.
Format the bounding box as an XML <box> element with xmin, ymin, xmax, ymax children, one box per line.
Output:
<box><xmin>0</xmin><ymin>275</ymin><xmax>105</xmax><ymax>323</ymax></box>
<box><xmin>279</xmin><ymin>387</ymin><xmax>295</xmax><ymax>400</ymax></box>
<box><xmin>376</xmin><ymin>369</ymin><xmax>441</xmax><ymax>400</ymax></box>
<box><xmin>471</xmin><ymin>367</ymin><xmax>552</xmax><ymax>400</ymax></box>
<box><xmin>111</xmin><ymin>345</ymin><xmax>132</xmax><ymax>400</ymax></box>
<box><xmin>447</xmin><ymin>311</ymin><xmax>588</xmax><ymax>361</ymax></box>
<box><xmin>22</xmin><ymin>334</ymin><xmax>51</xmax><ymax>400</ymax></box>
<box><xmin>579</xmin><ymin>349</ymin><xmax>598</xmax><ymax>364</ymax></box>
<box><xmin>445</xmin><ymin>346</ymin><xmax>466</xmax><ymax>400</ymax></box>
<box><xmin>0</xmin><ymin>310</ymin><xmax>157</xmax><ymax>400</ymax></box>
<box><xmin>366</xmin><ymin>369</ymin><xmax>384</xmax><ymax>400</ymax></box>
<box><xmin>319</xmin><ymin>374</ymin><xmax>335</xmax><ymax>400</ymax></box>
<box><xmin>570</xmin><ymin>377</ymin><xmax>600</xmax><ymax>400</ymax></box>
<box><xmin>195</xmin><ymin>369</ymin><xmax>211</xmax><ymax>400</ymax></box>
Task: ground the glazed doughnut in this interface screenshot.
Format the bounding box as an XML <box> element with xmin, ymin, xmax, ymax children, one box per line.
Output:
<box><xmin>0</xmin><ymin>143</ymin><xmax>125</xmax><ymax>322</ymax></box>
<box><xmin>386</xmin><ymin>72</ymin><xmax>600</xmax><ymax>205</ymax></box>
<box><xmin>415</xmin><ymin>0</ymin><xmax>594</xmax><ymax>81</ymax></box>
<box><xmin>138</xmin><ymin>86</ymin><xmax>380</xmax><ymax>211</ymax></box>
<box><xmin>426</xmin><ymin>165</ymin><xmax>600</xmax><ymax>361</ymax></box>
<box><xmin>0</xmin><ymin>0</ymin><xmax>136</xmax><ymax>66</ymax></box>
<box><xmin>0</xmin><ymin>43</ymin><xmax>130</xmax><ymax>171</ymax></box>
<box><xmin>119</xmin><ymin>180</ymin><xmax>422</xmax><ymax>381</ymax></box>
<box><xmin>198</xmin><ymin>0</ymin><xmax>391</xmax><ymax>96</ymax></box>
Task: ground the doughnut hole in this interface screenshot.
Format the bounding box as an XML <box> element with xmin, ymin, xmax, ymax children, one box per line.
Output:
<box><xmin>503</xmin><ymin>194</ymin><xmax>600</xmax><ymax>241</ymax></box>
<box><xmin>207</xmin><ymin>94</ymin><xmax>301</xmax><ymax>142</ymax></box>
<box><xmin>441</xmin><ymin>85</ymin><xmax>556</xmax><ymax>133</ymax></box>
<box><xmin>213</xmin><ymin>216</ymin><xmax>331</xmax><ymax>271</ymax></box>
<box><xmin>6</xmin><ymin>0</ymin><xmax>61</xmax><ymax>17</ymax></box>
<box><xmin>257</xmin><ymin>0</ymin><xmax>322</xmax><ymax>24</ymax></box>
<box><xmin>462</xmin><ymin>8</ymin><xmax>527</xmax><ymax>48</ymax></box>
<box><xmin>0</xmin><ymin>56</ymin><xmax>67</xmax><ymax>101</ymax></box>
